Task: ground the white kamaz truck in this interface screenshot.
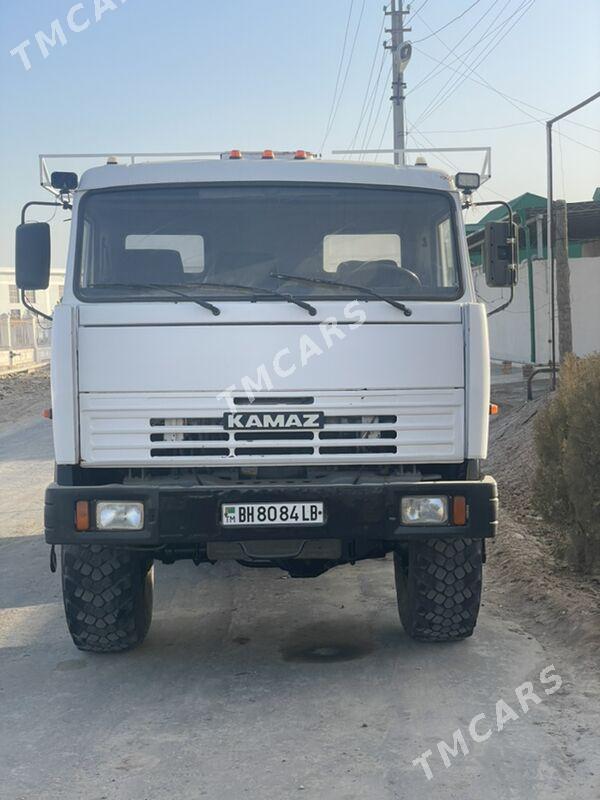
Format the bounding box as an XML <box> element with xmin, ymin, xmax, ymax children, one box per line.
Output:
<box><xmin>15</xmin><ymin>151</ymin><xmax>513</xmax><ymax>652</ymax></box>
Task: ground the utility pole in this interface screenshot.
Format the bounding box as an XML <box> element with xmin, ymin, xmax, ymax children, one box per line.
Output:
<box><xmin>385</xmin><ymin>1</ymin><xmax>411</xmax><ymax>165</ymax></box>
<box><xmin>553</xmin><ymin>199</ymin><xmax>573</xmax><ymax>359</ymax></box>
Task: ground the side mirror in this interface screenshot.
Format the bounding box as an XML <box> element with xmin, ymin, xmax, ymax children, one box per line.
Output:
<box><xmin>483</xmin><ymin>221</ymin><xmax>516</xmax><ymax>288</ymax></box>
<box><xmin>15</xmin><ymin>222</ymin><xmax>51</xmax><ymax>290</ymax></box>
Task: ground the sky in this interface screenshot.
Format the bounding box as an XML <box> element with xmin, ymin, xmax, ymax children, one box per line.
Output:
<box><xmin>0</xmin><ymin>0</ymin><xmax>599</xmax><ymax>268</ymax></box>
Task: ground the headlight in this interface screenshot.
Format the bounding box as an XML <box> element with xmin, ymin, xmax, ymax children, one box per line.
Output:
<box><xmin>96</xmin><ymin>502</ymin><xmax>144</xmax><ymax>531</ymax></box>
<box><xmin>401</xmin><ymin>496</ymin><xmax>449</xmax><ymax>525</ymax></box>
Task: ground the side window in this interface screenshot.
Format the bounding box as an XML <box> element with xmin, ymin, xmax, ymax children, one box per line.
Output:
<box><xmin>125</xmin><ymin>235</ymin><xmax>205</xmax><ymax>273</ymax></box>
<box><xmin>323</xmin><ymin>234</ymin><xmax>401</xmax><ymax>273</ymax></box>
<box><xmin>81</xmin><ymin>219</ymin><xmax>93</xmax><ymax>285</ymax></box>
<box><xmin>437</xmin><ymin>218</ymin><xmax>456</xmax><ymax>287</ymax></box>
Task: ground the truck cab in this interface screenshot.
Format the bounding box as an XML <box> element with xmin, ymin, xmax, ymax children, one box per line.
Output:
<box><xmin>16</xmin><ymin>151</ymin><xmax>500</xmax><ymax>651</ymax></box>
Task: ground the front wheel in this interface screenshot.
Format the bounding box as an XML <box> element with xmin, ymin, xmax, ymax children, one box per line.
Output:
<box><xmin>61</xmin><ymin>545</ymin><xmax>154</xmax><ymax>653</ymax></box>
<box><xmin>394</xmin><ymin>538</ymin><xmax>483</xmax><ymax>642</ymax></box>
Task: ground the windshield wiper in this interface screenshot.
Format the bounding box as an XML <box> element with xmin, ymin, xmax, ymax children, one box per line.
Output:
<box><xmin>184</xmin><ymin>280</ymin><xmax>317</xmax><ymax>317</ymax></box>
<box><xmin>90</xmin><ymin>283</ymin><xmax>221</xmax><ymax>316</ymax></box>
<box><xmin>270</xmin><ymin>273</ymin><xmax>412</xmax><ymax>317</ymax></box>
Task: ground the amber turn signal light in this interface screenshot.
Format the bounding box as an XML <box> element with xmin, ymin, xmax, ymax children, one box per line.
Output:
<box><xmin>489</xmin><ymin>403</ymin><xmax>499</xmax><ymax>415</ymax></box>
<box><xmin>75</xmin><ymin>500</ymin><xmax>91</xmax><ymax>532</ymax></box>
<box><xmin>452</xmin><ymin>496</ymin><xmax>468</xmax><ymax>526</ymax></box>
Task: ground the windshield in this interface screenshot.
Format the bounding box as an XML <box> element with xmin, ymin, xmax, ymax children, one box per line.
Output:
<box><xmin>76</xmin><ymin>184</ymin><xmax>461</xmax><ymax>301</ymax></box>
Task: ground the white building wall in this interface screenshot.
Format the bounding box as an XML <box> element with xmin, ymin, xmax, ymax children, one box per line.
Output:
<box><xmin>0</xmin><ymin>269</ymin><xmax>66</xmax><ymax>369</ymax></box>
<box><xmin>569</xmin><ymin>258</ymin><xmax>600</xmax><ymax>357</ymax></box>
<box><xmin>0</xmin><ymin>268</ymin><xmax>65</xmax><ymax>316</ymax></box>
<box><xmin>473</xmin><ymin>257</ymin><xmax>600</xmax><ymax>363</ymax></box>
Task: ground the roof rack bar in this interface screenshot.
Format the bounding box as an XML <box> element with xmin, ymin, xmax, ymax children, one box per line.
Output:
<box><xmin>332</xmin><ymin>146</ymin><xmax>492</xmax><ymax>183</ymax></box>
<box><xmin>39</xmin><ymin>151</ymin><xmax>223</xmax><ymax>159</ymax></box>
<box><xmin>38</xmin><ymin>151</ymin><xmax>320</xmax><ymax>194</ymax></box>
<box><xmin>38</xmin><ymin>152</ymin><xmax>225</xmax><ymax>195</ymax></box>
<box><xmin>38</xmin><ymin>155</ymin><xmax>60</xmax><ymax>197</ymax></box>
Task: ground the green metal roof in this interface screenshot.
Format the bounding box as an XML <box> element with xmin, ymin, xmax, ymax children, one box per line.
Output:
<box><xmin>478</xmin><ymin>192</ymin><xmax>547</xmax><ymax>223</ymax></box>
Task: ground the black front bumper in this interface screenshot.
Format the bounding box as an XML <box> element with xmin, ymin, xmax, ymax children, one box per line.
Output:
<box><xmin>45</xmin><ymin>475</ymin><xmax>498</xmax><ymax>547</ymax></box>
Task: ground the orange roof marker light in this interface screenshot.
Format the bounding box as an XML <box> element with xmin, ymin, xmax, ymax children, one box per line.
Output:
<box><xmin>262</xmin><ymin>149</ymin><xmax>275</xmax><ymax>160</ymax></box>
<box><xmin>229</xmin><ymin>150</ymin><xmax>242</xmax><ymax>160</ymax></box>
<box><xmin>489</xmin><ymin>403</ymin><xmax>499</xmax><ymax>416</ymax></box>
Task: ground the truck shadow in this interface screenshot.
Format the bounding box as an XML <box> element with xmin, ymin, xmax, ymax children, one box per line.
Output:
<box><xmin>280</xmin><ymin>621</ymin><xmax>376</xmax><ymax>663</ymax></box>
<box><xmin>132</xmin><ymin>561</ymin><xmax>465</xmax><ymax>672</ymax></box>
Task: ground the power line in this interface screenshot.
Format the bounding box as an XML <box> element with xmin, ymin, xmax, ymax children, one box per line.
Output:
<box><xmin>407</xmin><ymin>0</ymin><xmax>502</xmax><ymax>99</ymax></box>
<box><xmin>321</xmin><ymin>0</ymin><xmax>355</xmax><ymax>152</ymax></box>
<box><xmin>323</xmin><ymin>0</ymin><xmax>368</xmax><ymax>151</ymax></box>
<box><xmin>419</xmin><ymin>0</ymin><xmax>537</xmax><ymax>125</ymax></box>
<box><xmin>554</xmin><ymin>130</ymin><xmax>600</xmax><ymax>155</ymax></box>
<box><xmin>347</xmin><ymin>14</ymin><xmax>386</xmax><ymax>152</ymax></box>
<box><xmin>406</xmin><ymin>118</ymin><xmax>513</xmax><ymax>202</ymax></box>
<box><xmin>406</xmin><ymin>120</ymin><xmax>462</xmax><ymax>172</ymax></box>
<box><xmin>362</xmin><ymin>65</ymin><xmax>393</xmax><ymax>158</ymax></box>
<box><xmin>356</xmin><ymin>48</ymin><xmax>389</xmax><ymax>156</ymax></box>
<box><xmin>406</xmin><ymin>0</ymin><xmax>432</xmax><ymax>23</ymax></box>
<box><xmin>412</xmin><ymin>0</ymin><xmax>484</xmax><ymax>44</ymax></box>
<box><xmin>414</xmin><ymin>120</ymin><xmax>538</xmax><ymax>133</ymax></box>
<box><xmin>373</xmin><ymin>104</ymin><xmax>394</xmax><ymax>162</ymax></box>
<box><xmin>413</xmin><ymin>0</ymin><xmax>514</xmax><ymax>126</ymax></box>
<box><xmin>413</xmin><ymin>40</ymin><xmax>600</xmax><ymax>142</ymax></box>
<box><xmin>415</xmin><ymin>0</ymin><xmax>534</xmax><ymax>127</ymax></box>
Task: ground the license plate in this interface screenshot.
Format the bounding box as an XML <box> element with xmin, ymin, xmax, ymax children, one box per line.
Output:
<box><xmin>221</xmin><ymin>502</ymin><xmax>325</xmax><ymax>527</ymax></box>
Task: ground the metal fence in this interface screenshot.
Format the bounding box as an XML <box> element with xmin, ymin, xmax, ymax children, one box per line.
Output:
<box><xmin>0</xmin><ymin>314</ymin><xmax>52</xmax><ymax>369</ymax></box>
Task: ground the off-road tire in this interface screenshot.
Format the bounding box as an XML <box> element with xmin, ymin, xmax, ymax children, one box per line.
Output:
<box><xmin>394</xmin><ymin>538</ymin><xmax>483</xmax><ymax>641</ymax></box>
<box><xmin>61</xmin><ymin>545</ymin><xmax>153</xmax><ymax>653</ymax></box>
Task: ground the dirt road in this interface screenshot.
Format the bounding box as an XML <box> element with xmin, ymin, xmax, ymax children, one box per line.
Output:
<box><xmin>1</xmin><ymin>377</ymin><xmax>599</xmax><ymax>799</ymax></box>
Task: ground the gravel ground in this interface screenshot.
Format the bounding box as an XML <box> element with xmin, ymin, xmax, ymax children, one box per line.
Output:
<box><xmin>0</xmin><ymin>365</ymin><xmax>51</xmax><ymax>437</ymax></box>
<box><xmin>485</xmin><ymin>379</ymin><xmax>600</xmax><ymax>667</ymax></box>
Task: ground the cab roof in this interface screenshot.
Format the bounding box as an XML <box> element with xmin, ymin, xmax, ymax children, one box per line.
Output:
<box><xmin>77</xmin><ymin>158</ymin><xmax>454</xmax><ymax>193</ymax></box>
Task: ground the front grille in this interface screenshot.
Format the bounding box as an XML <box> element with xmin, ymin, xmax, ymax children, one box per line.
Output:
<box><xmin>233</xmin><ymin>395</ymin><xmax>315</xmax><ymax>406</ymax></box>
<box><xmin>149</xmin><ymin>407</ymin><xmax>438</xmax><ymax>459</ymax></box>
<box><xmin>80</xmin><ymin>389</ymin><xmax>464</xmax><ymax>466</ymax></box>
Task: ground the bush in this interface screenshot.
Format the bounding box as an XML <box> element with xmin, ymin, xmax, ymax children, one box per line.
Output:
<box><xmin>534</xmin><ymin>354</ymin><xmax>600</xmax><ymax>572</ymax></box>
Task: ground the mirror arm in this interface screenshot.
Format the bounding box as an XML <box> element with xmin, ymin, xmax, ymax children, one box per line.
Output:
<box><xmin>21</xmin><ymin>289</ymin><xmax>53</xmax><ymax>322</ymax></box>
<box><xmin>487</xmin><ymin>285</ymin><xmax>514</xmax><ymax>318</ymax></box>
<box><xmin>21</xmin><ymin>198</ymin><xmax>71</xmax><ymax>225</ymax></box>
<box><xmin>19</xmin><ymin>198</ymin><xmax>71</xmax><ymax>322</ymax></box>
<box><xmin>470</xmin><ymin>200</ymin><xmax>514</xmax><ymax>231</ymax></box>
